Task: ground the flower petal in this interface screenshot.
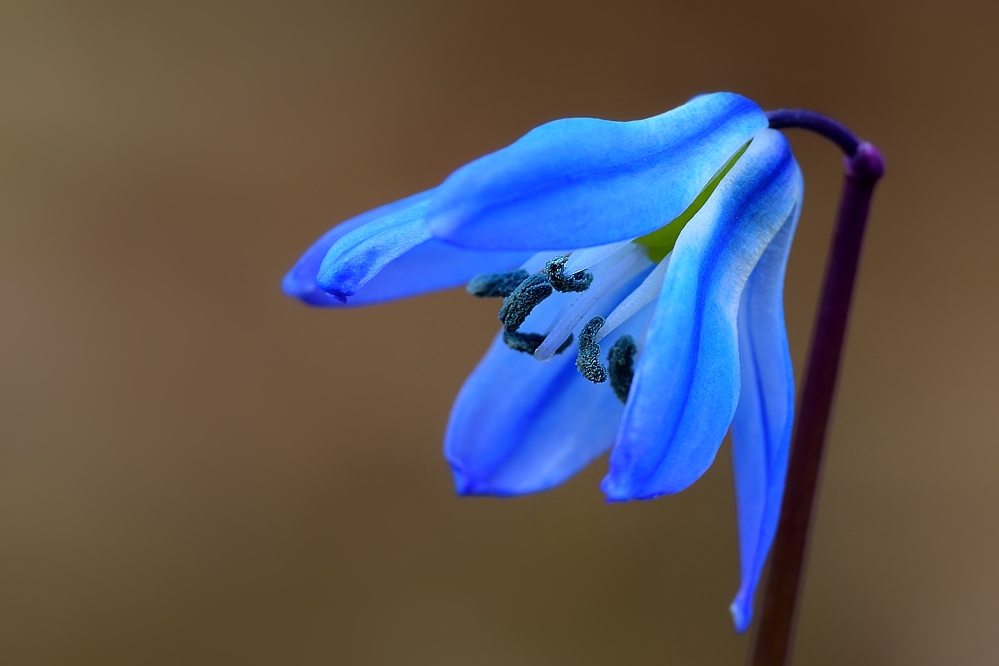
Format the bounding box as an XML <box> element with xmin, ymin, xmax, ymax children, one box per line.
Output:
<box><xmin>426</xmin><ymin>92</ymin><xmax>768</xmax><ymax>251</ymax></box>
<box><xmin>339</xmin><ymin>239</ymin><xmax>532</xmax><ymax>306</ymax></box>
<box><xmin>317</xmin><ymin>200</ymin><xmax>434</xmax><ymax>301</ymax></box>
<box><xmin>444</xmin><ymin>275</ymin><xmax>653</xmax><ymax>496</ymax></box>
<box><xmin>601</xmin><ymin>129</ymin><xmax>803</xmax><ymax>501</ymax></box>
<box><xmin>445</xmin><ymin>334</ymin><xmax>623</xmax><ymax>495</ymax></box>
<box><xmin>728</xmin><ymin>192</ymin><xmax>803</xmax><ymax>633</ymax></box>
<box><xmin>282</xmin><ymin>189</ymin><xmax>437</xmax><ymax>306</ymax></box>
<box><xmin>283</xmin><ymin>188</ymin><xmax>531</xmax><ymax>306</ymax></box>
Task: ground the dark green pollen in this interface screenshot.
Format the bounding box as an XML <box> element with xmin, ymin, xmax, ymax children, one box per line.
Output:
<box><xmin>503</xmin><ymin>331</ymin><xmax>574</xmax><ymax>355</ymax></box>
<box><xmin>576</xmin><ymin>316</ymin><xmax>607</xmax><ymax>383</ymax></box>
<box><xmin>544</xmin><ymin>255</ymin><xmax>594</xmax><ymax>293</ymax></box>
<box><xmin>607</xmin><ymin>335</ymin><xmax>638</xmax><ymax>403</ymax></box>
<box><xmin>466</xmin><ymin>269</ymin><xmax>530</xmax><ymax>298</ymax></box>
<box><xmin>488</xmin><ymin>258</ymin><xmax>593</xmax><ymax>356</ymax></box>
<box><xmin>497</xmin><ymin>273</ymin><xmax>553</xmax><ymax>333</ymax></box>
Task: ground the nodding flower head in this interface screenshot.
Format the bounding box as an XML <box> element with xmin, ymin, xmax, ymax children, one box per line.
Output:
<box><xmin>282</xmin><ymin>92</ymin><xmax>804</xmax><ymax>633</ymax></box>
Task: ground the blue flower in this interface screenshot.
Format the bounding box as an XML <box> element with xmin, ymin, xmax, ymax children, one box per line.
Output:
<box><xmin>283</xmin><ymin>92</ymin><xmax>804</xmax><ymax>632</ymax></box>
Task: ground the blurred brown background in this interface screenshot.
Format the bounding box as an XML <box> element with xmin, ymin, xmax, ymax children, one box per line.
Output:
<box><xmin>1</xmin><ymin>0</ymin><xmax>997</xmax><ymax>664</ymax></box>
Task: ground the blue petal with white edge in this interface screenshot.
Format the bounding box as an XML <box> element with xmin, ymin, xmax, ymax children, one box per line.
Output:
<box><xmin>602</xmin><ymin>128</ymin><xmax>803</xmax><ymax>501</ymax></box>
<box><xmin>729</xmin><ymin>188</ymin><xmax>803</xmax><ymax>633</ymax></box>
<box><xmin>284</xmin><ymin>188</ymin><xmax>531</xmax><ymax>307</ymax></box>
<box><xmin>444</xmin><ymin>278</ymin><xmax>653</xmax><ymax>496</ymax></box>
<box><xmin>283</xmin><ymin>189</ymin><xmax>436</xmax><ymax>306</ymax></box>
<box><xmin>426</xmin><ymin>93</ymin><xmax>768</xmax><ymax>251</ymax></box>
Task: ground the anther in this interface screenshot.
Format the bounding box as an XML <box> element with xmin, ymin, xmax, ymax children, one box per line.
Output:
<box><xmin>607</xmin><ymin>335</ymin><xmax>638</xmax><ymax>402</ymax></box>
<box><xmin>503</xmin><ymin>331</ymin><xmax>573</xmax><ymax>356</ymax></box>
<box><xmin>497</xmin><ymin>273</ymin><xmax>553</xmax><ymax>333</ymax></box>
<box><xmin>544</xmin><ymin>255</ymin><xmax>594</xmax><ymax>293</ymax></box>
<box><xmin>467</xmin><ymin>269</ymin><xmax>529</xmax><ymax>298</ymax></box>
<box><xmin>576</xmin><ymin>316</ymin><xmax>607</xmax><ymax>383</ymax></box>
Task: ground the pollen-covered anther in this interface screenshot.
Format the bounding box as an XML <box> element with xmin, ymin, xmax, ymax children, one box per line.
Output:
<box><xmin>544</xmin><ymin>255</ymin><xmax>594</xmax><ymax>293</ymax></box>
<box><xmin>467</xmin><ymin>269</ymin><xmax>529</xmax><ymax>298</ymax></box>
<box><xmin>503</xmin><ymin>331</ymin><xmax>573</xmax><ymax>355</ymax></box>
<box><xmin>607</xmin><ymin>335</ymin><xmax>638</xmax><ymax>402</ymax></box>
<box><xmin>576</xmin><ymin>316</ymin><xmax>608</xmax><ymax>383</ymax></box>
<box><xmin>497</xmin><ymin>273</ymin><xmax>553</xmax><ymax>333</ymax></box>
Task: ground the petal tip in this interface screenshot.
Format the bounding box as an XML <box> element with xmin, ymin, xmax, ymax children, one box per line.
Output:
<box><xmin>281</xmin><ymin>271</ymin><xmax>306</xmax><ymax>299</ymax></box>
<box><xmin>729</xmin><ymin>598</ymin><xmax>752</xmax><ymax>634</ymax></box>
<box><xmin>450</xmin><ymin>466</ymin><xmax>476</xmax><ymax>496</ymax></box>
<box><xmin>282</xmin><ymin>271</ymin><xmax>349</xmax><ymax>306</ymax></box>
<box><xmin>599</xmin><ymin>474</ymin><xmax>669</xmax><ymax>502</ymax></box>
<box><xmin>314</xmin><ymin>268</ymin><xmax>355</xmax><ymax>302</ymax></box>
<box><xmin>449</xmin><ymin>461</ymin><xmax>496</xmax><ymax>497</ymax></box>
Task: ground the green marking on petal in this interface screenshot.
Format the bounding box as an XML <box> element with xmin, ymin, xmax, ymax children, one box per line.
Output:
<box><xmin>636</xmin><ymin>139</ymin><xmax>753</xmax><ymax>263</ymax></box>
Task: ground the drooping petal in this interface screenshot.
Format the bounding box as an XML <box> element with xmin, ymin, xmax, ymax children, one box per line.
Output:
<box><xmin>445</xmin><ymin>273</ymin><xmax>653</xmax><ymax>495</ymax></box>
<box><xmin>445</xmin><ymin>334</ymin><xmax>623</xmax><ymax>495</ymax></box>
<box><xmin>282</xmin><ymin>189</ymin><xmax>436</xmax><ymax>306</ymax></box>
<box><xmin>317</xmin><ymin>200</ymin><xmax>434</xmax><ymax>301</ymax></box>
<box><xmin>602</xmin><ymin>129</ymin><xmax>803</xmax><ymax>501</ymax></box>
<box><xmin>728</xmin><ymin>189</ymin><xmax>803</xmax><ymax>633</ymax></box>
<box><xmin>283</xmin><ymin>187</ymin><xmax>530</xmax><ymax>307</ymax></box>
<box><xmin>427</xmin><ymin>93</ymin><xmax>768</xmax><ymax>251</ymax></box>
<box><xmin>338</xmin><ymin>239</ymin><xmax>531</xmax><ymax>306</ymax></box>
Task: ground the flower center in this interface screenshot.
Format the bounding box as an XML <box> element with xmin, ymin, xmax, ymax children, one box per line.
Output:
<box><xmin>468</xmin><ymin>244</ymin><xmax>657</xmax><ymax>403</ymax></box>
<box><xmin>465</xmin><ymin>139</ymin><xmax>753</xmax><ymax>402</ymax></box>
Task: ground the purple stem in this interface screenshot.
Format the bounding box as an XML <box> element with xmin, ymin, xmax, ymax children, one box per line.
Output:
<box><xmin>750</xmin><ymin>110</ymin><xmax>885</xmax><ymax>666</ymax></box>
<box><xmin>766</xmin><ymin>109</ymin><xmax>861</xmax><ymax>157</ymax></box>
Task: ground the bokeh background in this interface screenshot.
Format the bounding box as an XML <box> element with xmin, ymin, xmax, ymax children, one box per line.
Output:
<box><xmin>2</xmin><ymin>0</ymin><xmax>997</xmax><ymax>664</ymax></box>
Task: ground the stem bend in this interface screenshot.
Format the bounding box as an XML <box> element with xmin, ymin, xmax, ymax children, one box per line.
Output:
<box><xmin>750</xmin><ymin>110</ymin><xmax>884</xmax><ymax>666</ymax></box>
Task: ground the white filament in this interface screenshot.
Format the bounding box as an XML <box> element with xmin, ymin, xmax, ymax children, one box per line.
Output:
<box><xmin>536</xmin><ymin>244</ymin><xmax>644</xmax><ymax>338</ymax></box>
<box><xmin>563</xmin><ymin>240</ymin><xmax>633</xmax><ymax>275</ymax></box>
<box><xmin>596</xmin><ymin>252</ymin><xmax>671</xmax><ymax>343</ymax></box>
<box><xmin>533</xmin><ymin>245</ymin><xmax>650</xmax><ymax>362</ymax></box>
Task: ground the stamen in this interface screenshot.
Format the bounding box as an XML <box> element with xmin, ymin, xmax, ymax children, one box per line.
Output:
<box><xmin>597</xmin><ymin>253</ymin><xmax>671</xmax><ymax>342</ymax></box>
<box><xmin>544</xmin><ymin>255</ymin><xmax>594</xmax><ymax>293</ymax></box>
<box><xmin>503</xmin><ymin>331</ymin><xmax>573</xmax><ymax>355</ymax></box>
<box><xmin>533</xmin><ymin>245</ymin><xmax>649</xmax><ymax>362</ymax></box>
<box><xmin>576</xmin><ymin>316</ymin><xmax>607</xmax><ymax>383</ymax></box>
<box><xmin>467</xmin><ymin>269</ymin><xmax>529</xmax><ymax>298</ymax></box>
<box><xmin>563</xmin><ymin>240</ymin><xmax>632</xmax><ymax>275</ymax></box>
<box><xmin>497</xmin><ymin>273</ymin><xmax>553</xmax><ymax>333</ymax></box>
<box><xmin>607</xmin><ymin>335</ymin><xmax>638</xmax><ymax>402</ymax></box>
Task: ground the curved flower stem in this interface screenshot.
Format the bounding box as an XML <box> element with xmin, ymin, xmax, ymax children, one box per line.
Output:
<box><xmin>750</xmin><ymin>110</ymin><xmax>885</xmax><ymax>666</ymax></box>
